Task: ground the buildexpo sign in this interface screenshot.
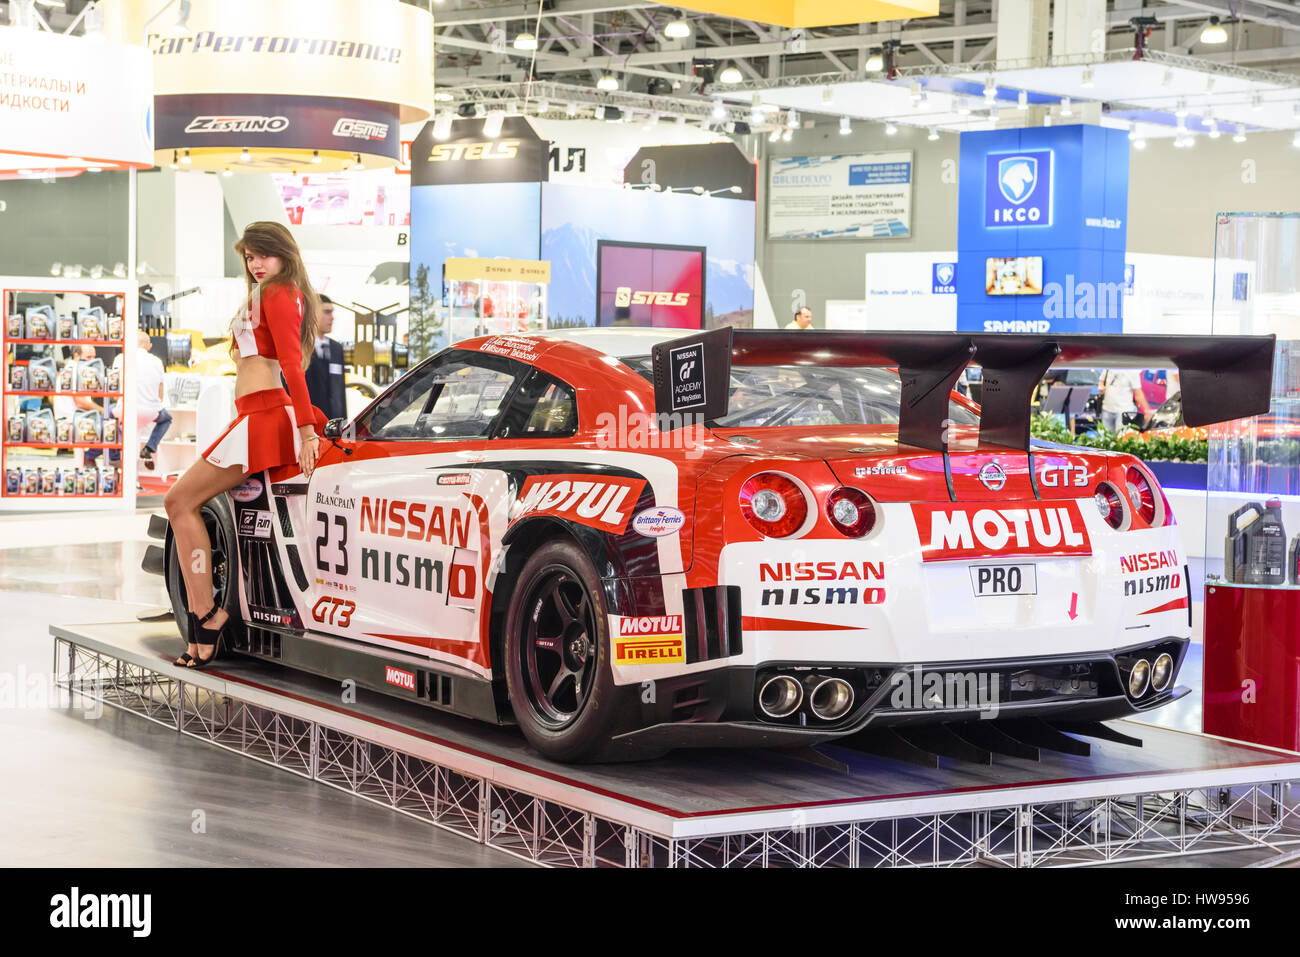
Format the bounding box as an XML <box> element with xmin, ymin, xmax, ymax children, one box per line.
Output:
<box><xmin>103</xmin><ymin>0</ymin><xmax>432</xmax><ymax>172</ymax></box>
<box><xmin>767</xmin><ymin>151</ymin><xmax>913</xmax><ymax>240</ymax></box>
<box><xmin>0</xmin><ymin>30</ymin><xmax>153</xmax><ymax>175</ymax></box>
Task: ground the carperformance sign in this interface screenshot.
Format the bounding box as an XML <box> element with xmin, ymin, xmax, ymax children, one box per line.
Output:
<box><xmin>768</xmin><ymin>151</ymin><xmax>912</xmax><ymax>240</ymax></box>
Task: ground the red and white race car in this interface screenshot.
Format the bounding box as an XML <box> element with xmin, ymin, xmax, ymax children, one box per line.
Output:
<box><xmin>144</xmin><ymin>327</ymin><xmax>1274</xmax><ymax>762</ymax></box>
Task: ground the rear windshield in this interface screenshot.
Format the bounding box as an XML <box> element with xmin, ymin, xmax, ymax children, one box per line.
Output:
<box><xmin>621</xmin><ymin>358</ymin><xmax>979</xmax><ymax>429</ymax></box>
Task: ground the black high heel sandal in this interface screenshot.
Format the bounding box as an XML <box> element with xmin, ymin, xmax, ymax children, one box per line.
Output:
<box><xmin>187</xmin><ymin>605</ymin><xmax>227</xmax><ymax>670</ymax></box>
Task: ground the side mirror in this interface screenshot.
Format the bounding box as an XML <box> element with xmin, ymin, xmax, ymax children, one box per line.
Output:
<box><xmin>323</xmin><ymin>418</ymin><xmax>345</xmax><ymax>439</ymax></box>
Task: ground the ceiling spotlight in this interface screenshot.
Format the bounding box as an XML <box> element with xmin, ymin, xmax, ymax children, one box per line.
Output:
<box><xmin>434</xmin><ymin>91</ymin><xmax>454</xmax><ymax>102</ymax></box>
<box><xmin>768</xmin><ymin>128</ymin><xmax>782</xmax><ymax>142</ymax></box>
<box><xmin>711</xmin><ymin>99</ymin><xmax>727</xmax><ymax>121</ymax></box>
<box><xmin>180</xmin><ymin>150</ymin><xmax>192</xmax><ymax>166</ymax></box>
<box><xmin>222</xmin><ymin>167</ymin><xmax>233</xmax><ymax>177</ymax></box>
<box><xmin>482</xmin><ymin>112</ymin><xmax>504</xmax><ymax>138</ymax></box>
<box><xmin>473</xmin><ymin>102</ymin><xmax>487</xmax><ymax>118</ymax></box>
<box><xmin>865</xmin><ymin>49</ymin><xmax>884</xmax><ymax>72</ymax></box>
<box><xmin>1208</xmin><ymin>120</ymin><xmax>1221</xmax><ymax>139</ymax></box>
<box><xmin>1081</xmin><ymin>67</ymin><xmax>1095</xmax><ymax>88</ymax></box>
<box><xmin>432</xmin><ymin>114</ymin><xmax>453</xmax><ymax>139</ymax></box>
<box><xmin>957</xmin><ymin>98</ymin><xmax>972</xmax><ymax>116</ymax></box>
<box><xmin>782</xmin><ymin>128</ymin><xmax>792</xmax><ymax>142</ymax></box>
<box><xmin>839</xmin><ymin>116</ymin><xmax>851</xmax><ymax>135</ymax></box>
<box><xmin>164</xmin><ymin>0</ymin><xmax>192</xmax><ymax>36</ymax></box>
<box><xmin>719</xmin><ymin>64</ymin><xmax>743</xmax><ymax>84</ymax></box>
<box><xmin>1060</xmin><ymin>96</ymin><xmax>1073</xmax><ymax>117</ymax></box>
<box><xmin>1200</xmin><ymin>16</ymin><xmax>1228</xmax><ymax>44</ymax></box>
<box><xmin>1133</xmin><ymin>137</ymin><xmax>1147</xmax><ymax>150</ymax></box>
<box><xmin>786</xmin><ymin>109</ymin><xmax>800</xmax><ymax>129</ymax></box>
<box><xmin>240</xmin><ymin>148</ymin><xmax>251</xmax><ymax>162</ymax></box>
<box><xmin>1233</xmin><ymin>126</ymin><xmax>1247</xmax><ymax>143</ymax></box>
<box><xmin>983</xmin><ymin>75</ymin><xmax>997</xmax><ymax>99</ymax></box>
<box><xmin>664</xmin><ymin>17</ymin><xmax>691</xmax><ymax>39</ymax></box>
<box><xmin>927</xmin><ymin>126</ymin><xmax>938</xmax><ymax>141</ymax></box>
<box><xmin>645</xmin><ymin>112</ymin><xmax>660</xmax><ymax>129</ymax></box>
<box><xmin>597</xmin><ymin>73</ymin><xmax>619</xmax><ymax>91</ymax></box>
<box><xmin>909</xmin><ymin>80</ymin><xmax>922</xmax><ymax>103</ymax></box>
<box><xmin>50</xmin><ymin>262</ymin><xmax>63</xmax><ymax>277</ymax></box>
<box><xmin>884</xmin><ymin>121</ymin><xmax>897</xmax><ymax>135</ymax></box>
<box><xmin>1017</xmin><ymin>90</ymin><xmax>1028</xmax><ymax>111</ymax></box>
<box><xmin>536</xmin><ymin>99</ymin><xmax>550</xmax><ymax>113</ymax></box>
<box><xmin>1175</xmin><ymin>98</ymin><xmax>1188</xmax><ymax>118</ymax></box>
<box><xmin>169</xmin><ymin>150</ymin><xmax>179</xmax><ymax>170</ymax></box>
<box><xmin>1043</xmin><ymin>113</ymin><xmax>1053</xmax><ymax>127</ymax></box>
<box><xmin>311</xmin><ymin>150</ymin><xmax>322</xmax><ymax>164</ymax></box>
<box><xmin>513</xmin><ymin>32</ymin><xmax>537</xmax><ymax>51</ymax></box>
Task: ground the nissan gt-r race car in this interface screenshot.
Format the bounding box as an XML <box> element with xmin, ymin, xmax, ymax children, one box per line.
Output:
<box><xmin>143</xmin><ymin>327</ymin><xmax>1275</xmax><ymax>762</ymax></box>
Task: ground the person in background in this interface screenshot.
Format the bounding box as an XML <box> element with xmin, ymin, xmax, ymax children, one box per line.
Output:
<box><xmin>305</xmin><ymin>293</ymin><xmax>347</xmax><ymax>423</ymax></box>
<box><xmin>784</xmin><ymin>306</ymin><xmax>813</xmax><ymax>330</ymax></box>
<box><xmin>127</xmin><ymin>330</ymin><xmax>170</xmax><ymax>470</ymax></box>
<box><xmin>1099</xmin><ymin>368</ymin><xmax>1153</xmax><ymax>434</ymax></box>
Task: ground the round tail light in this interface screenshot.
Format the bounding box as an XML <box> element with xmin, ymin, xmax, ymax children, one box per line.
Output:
<box><xmin>826</xmin><ymin>487</ymin><xmax>876</xmax><ymax>537</ymax></box>
<box><xmin>739</xmin><ymin>473</ymin><xmax>808</xmax><ymax>538</ymax></box>
<box><xmin>1094</xmin><ymin>482</ymin><xmax>1126</xmax><ymax>530</ymax></box>
<box><xmin>1126</xmin><ymin>466</ymin><xmax>1158</xmax><ymax>526</ymax></box>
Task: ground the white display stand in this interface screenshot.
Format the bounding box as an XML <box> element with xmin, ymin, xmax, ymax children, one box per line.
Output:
<box><xmin>1</xmin><ymin>277</ymin><xmax>139</xmax><ymax>512</ymax></box>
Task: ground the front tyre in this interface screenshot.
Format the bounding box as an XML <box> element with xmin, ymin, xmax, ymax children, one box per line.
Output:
<box><xmin>164</xmin><ymin>494</ymin><xmax>242</xmax><ymax>646</ymax></box>
<box><xmin>504</xmin><ymin>540</ymin><xmax>622</xmax><ymax>763</ymax></box>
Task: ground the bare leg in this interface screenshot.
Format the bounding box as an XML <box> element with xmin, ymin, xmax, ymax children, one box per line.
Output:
<box><xmin>163</xmin><ymin>457</ymin><xmax>248</xmax><ymax>661</ymax></box>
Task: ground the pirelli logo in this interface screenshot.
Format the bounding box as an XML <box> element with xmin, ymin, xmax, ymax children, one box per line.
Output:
<box><xmin>427</xmin><ymin>140</ymin><xmax>520</xmax><ymax>162</ymax></box>
<box><xmin>612</xmin><ymin>615</ymin><xmax>685</xmax><ymax>664</ymax></box>
<box><xmin>614</xmin><ymin>287</ymin><xmax>690</xmax><ymax>308</ymax></box>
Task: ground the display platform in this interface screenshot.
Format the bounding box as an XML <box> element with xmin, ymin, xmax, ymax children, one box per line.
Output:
<box><xmin>52</xmin><ymin>610</ymin><xmax>1300</xmax><ymax>868</ymax></box>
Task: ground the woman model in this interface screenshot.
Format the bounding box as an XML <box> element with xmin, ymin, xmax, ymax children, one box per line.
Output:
<box><xmin>164</xmin><ymin>221</ymin><xmax>325</xmax><ymax>668</ymax></box>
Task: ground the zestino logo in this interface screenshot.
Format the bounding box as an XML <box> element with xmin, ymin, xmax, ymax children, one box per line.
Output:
<box><xmin>428</xmin><ymin>140</ymin><xmax>520</xmax><ymax>162</ymax></box>
<box><xmin>185</xmin><ymin>115</ymin><xmax>289</xmax><ymax>134</ymax></box>
<box><xmin>613</xmin><ymin>615</ymin><xmax>684</xmax><ymax>664</ymax></box>
<box><xmin>333</xmin><ymin>118</ymin><xmax>390</xmax><ymax>140</ymax></box>
<box><xmin>614</xmin><ymin>287</ymin><xmax>691</xmax><ymax>308</ymax></box>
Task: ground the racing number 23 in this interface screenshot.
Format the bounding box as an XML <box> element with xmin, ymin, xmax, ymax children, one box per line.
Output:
<box><xmin>315</xmin><ymin>511</ymin><xmax>349</xmax><ymax>575</ymax></box>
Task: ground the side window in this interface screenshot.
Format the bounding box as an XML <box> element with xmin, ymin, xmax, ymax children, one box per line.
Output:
<box><xmin>495</xmin><ymin>369</ymin><xmax>578</xmax><ymax>439</ymax></box>
<box><xmin>357</xmin><ymin>352</ymin><xmax>519</xmax><ymax>441</ymax></box>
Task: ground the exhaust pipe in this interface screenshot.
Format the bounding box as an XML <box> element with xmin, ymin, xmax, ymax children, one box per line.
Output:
<box><xmin>758</xmin><ymin>674</ymin><xmax>803</xmax><ymax>719</ymax></box>
<box><xmin>808</xmin><ymin>676</ymin><xmax>855</xmax><ymax>721</ymax></box>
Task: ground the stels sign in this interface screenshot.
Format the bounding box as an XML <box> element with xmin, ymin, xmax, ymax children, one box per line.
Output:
<box><xmin>411</xmin><ymin>116</ymin><xmax>549</xmax><ymax>187</ymax></box>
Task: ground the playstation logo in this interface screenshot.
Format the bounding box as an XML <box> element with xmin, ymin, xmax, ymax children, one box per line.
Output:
<box><xmin>985</xmin><ymin>149</ymin><xmax>1052</xmax><ymax>227</ymax></box>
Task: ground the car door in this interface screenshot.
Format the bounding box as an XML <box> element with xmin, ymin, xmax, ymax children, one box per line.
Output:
<box><xmin>304</xmin><ymin>349</ymin><xmax>524</xmax><ymax>676</ymax></box>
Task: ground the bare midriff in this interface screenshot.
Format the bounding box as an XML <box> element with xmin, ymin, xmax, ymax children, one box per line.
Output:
<box><xmin>231</xmin><ymin>349</ymin><xmax>285</xmax><ymax>399</ymax></box>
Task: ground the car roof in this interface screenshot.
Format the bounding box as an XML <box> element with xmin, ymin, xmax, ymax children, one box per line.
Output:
<box><xmin>524</xmin><ymin>327</ymin><xmax>683</xmax><ymax>360</ymax></box>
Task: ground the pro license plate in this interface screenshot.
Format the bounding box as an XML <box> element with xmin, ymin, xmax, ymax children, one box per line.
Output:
<box><xmin>969</xmin><ymin>563</ymin><xmax>1037</xmax><ymax>597</ymax></box>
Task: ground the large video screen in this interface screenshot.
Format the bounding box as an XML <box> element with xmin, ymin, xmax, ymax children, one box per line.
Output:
<box><xmin>985</xmin><ymin>256</ymin><xmax>1044</xmax><ymax>295</ymax></box>
<box><xmin>596</xmin><ymin>240</ymin><xmax>706</xmax><ymax>328</ymax></box>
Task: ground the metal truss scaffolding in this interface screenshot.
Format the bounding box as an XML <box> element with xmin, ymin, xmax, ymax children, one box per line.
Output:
<box><xmin>55</xmin><ymin>635</ymin><xmax>1300</xmax><ymax>868</ymax></box>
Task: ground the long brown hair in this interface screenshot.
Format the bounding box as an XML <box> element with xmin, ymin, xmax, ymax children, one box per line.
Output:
<box><xmin>234</xmin><ymin>221</ymin><xmax>319</xmax><ymax>369</ymax></box>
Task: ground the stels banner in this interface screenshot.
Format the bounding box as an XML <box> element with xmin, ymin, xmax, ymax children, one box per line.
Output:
<box><xmin>155</xmin><ymin>92</ymin><xmax>400</xmax><ymax>161</ymax></box>
<box><xmin>411</xmin><ymin>116</ymin><xmax>549</xmax><ymax>187</ymax></box>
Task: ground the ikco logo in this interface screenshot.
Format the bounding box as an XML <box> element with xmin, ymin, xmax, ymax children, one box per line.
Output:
<box><xmin>985</xmin><ymin>150</ymin><xmax>1053</xmax><ymax>227</ymax></box>
<box><xmin>932</xmin><ymin>262</ymin><xmax>957</xmax><ymax>294</ymax></box>
<box><xmin>912</xmin><ymin>501</ymin><xmax>1091</xmax><ymax>561</ymax></box>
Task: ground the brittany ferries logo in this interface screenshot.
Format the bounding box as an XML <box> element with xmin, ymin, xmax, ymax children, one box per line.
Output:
<box><xmin>985</xmin><ymin>150</ymin><xmax>1052</xmax><ymax>227</ymax></box>
<box><xmin>912</xmin><ymin>501</ymin><xmax>1091</xmax><ymax>561</ymax></box>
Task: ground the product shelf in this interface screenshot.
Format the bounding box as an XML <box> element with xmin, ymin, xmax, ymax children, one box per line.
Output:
<box><xmin>5</xmin><ymin>339</ymin><xmax>125</xmax><ymax>346</ymax></box>
<box><xmin>6</xmin><ymin>442</ymin><xmax>123</xmax><ymax>449</ymax></box>
<box><xmin>5</xmin><ymin>391</ymin><xmax>123</xmax><ymax>398</ymax></box>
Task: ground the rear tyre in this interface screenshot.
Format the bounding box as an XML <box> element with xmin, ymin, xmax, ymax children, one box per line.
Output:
<box><xmin>504</xmin><ymin>540</ymin><xmax>624</xmax><ymax>763</ymax></box>
<box><xmin>164</xmin><ymin>494</ymin><xmax>242</xmax><ymax>649</ymax></box>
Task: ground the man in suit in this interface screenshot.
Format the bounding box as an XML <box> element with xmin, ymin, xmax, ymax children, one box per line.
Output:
<box><xmin>306</xmin><ymin>294</ymin><xmax>347</xmax><ymax>422</ymax></box>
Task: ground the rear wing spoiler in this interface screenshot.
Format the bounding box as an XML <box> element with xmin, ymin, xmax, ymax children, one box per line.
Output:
<box><xmin>651</xmin><ymin>328</ymin><xmax>1276</xmax><ymax>452</ymax></box>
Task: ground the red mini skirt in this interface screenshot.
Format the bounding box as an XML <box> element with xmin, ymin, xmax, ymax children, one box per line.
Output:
<box><xmin>203</xmin><ymin>388</ymin><xmax>302</xmax><ymax>480</ymax></box>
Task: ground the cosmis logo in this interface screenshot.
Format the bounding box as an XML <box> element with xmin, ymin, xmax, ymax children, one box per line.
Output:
<box><xmin>912</xmin><ymin>501</ymin><xmax>1091</xmax><ymax>561</ymax></box>
<box><xmin>613</xmin><ymin>615</ymin><xmax>684</xmax><ymax>664</ymax></box>
<box><xmin>332</xmin><ymin>118</ymin><xmax>389</xmax><ymax>140</ymax></box>
<box><xmin>185</xmin><ymin>115</ymin><xmax>289</xmax><ymax>134</ymax></box>
<box><xmin>932</xmin><ymin>262</ymin><xmax>957</xmax><ymax>294</ymax></box>
<box><xmin>985</xmin><ymin>150</ymin><xmax>1052</xmax><ymax>227</ymax></box>
<box><xmin>517</xmin><ymin>474</ymin><xmax>646</xmax><ymax>534</ymax></box>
